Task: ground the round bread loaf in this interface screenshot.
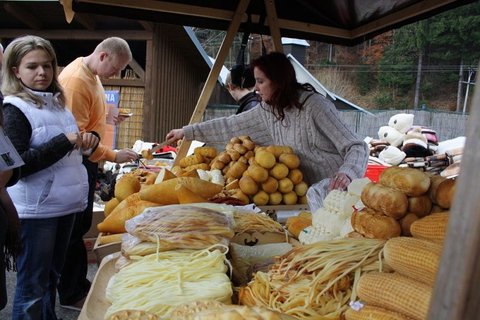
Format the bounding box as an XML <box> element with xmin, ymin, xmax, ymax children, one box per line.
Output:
<box><xmin>361</xmin><ymin>182</ymin><xmax>408</xmax><ymax>219</ymax></box>
<box><xmin>379</xmin><ymin>166</ymin><xmax>430</xmax><ymax>196</ymax></box>
<box><xmin>351</xmin><ymin>207</ymin><xmax>401</xmax><ymax>240</ymax></box>
<box><xmin>428</xmin><ymin>174</ymin><xmax>446</xmax><ymax>203</ymax></box>
<box><xmin>408</xmin><ymin>194</ymin><xmax>432</xmax><ymax>218</ymax></box>
<box><xmin>435</xmin><ymin>178</ymin><xmax>456</xmax><ymax>209</ymax></box>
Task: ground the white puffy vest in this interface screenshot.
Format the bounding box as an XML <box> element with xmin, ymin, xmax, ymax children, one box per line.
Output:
<box><xmin>4</xmin><ymin>93</ymin><xmax>88</xmax><ymax>219</ymax></box>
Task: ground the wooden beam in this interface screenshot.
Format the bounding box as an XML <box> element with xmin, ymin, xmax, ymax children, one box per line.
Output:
<box><xmin>428</xmin><ymin>61</ymin><xmax>480</xmax><ymax>320</ymax></box>
<box><xmin>79</xmin><ymin>0</ymin><xmax>236</xmax><ymax>21</ymax></box>
<box><xmin>0</xmin><ymin>29</ymin><xmax>152</xmax><ymax>40</ymax></box>
<box><xmin>75</xmin><ymin>0</ymin><xmax>460</xmax><ymax>42</ymax></box>
<box><xmin>139</xmin><ymin>20</ymin><xmax>154</xmax><ymax>32</ymax></box>
<box><xmin>128</xmin><ymin>58</ymin><xmax>145</xmax><ymax>81</ymax></box>
<box><xmin>76</xmin><ymin>0</ymin><xmax>352</xmax><ymax>40</ymax></box>
<box><xmin>263</xmin><ymin>0</ymin><xmax>283</xmax><ymax>53</ymax></box>
<box><xmin>277</xmin><ymin>18</ymin><xmax>352</xmax><ymax>40</ymax></box>
<box><xmin>74</xmin><ymin>13</ymin><xmax>97</xmax><ymax>31</ymax></box>
<box><xmin>3</xmin><ymin>3</ymin><xmax>43</xmax><ymax>30</ymax></box>
<box><xmin>143</xmin><ymin>38</ymin><xmax>154</xmax><ymax>141</ymax></box>
<box><xmin>173</xmin><ymin>0</ymin><xmax>251</xmax><ymax>165</ymax></box>
<box><xmin>352</xmin><ymin>0</ymin><xmax>460</xmax><ymax>38</ymax></box>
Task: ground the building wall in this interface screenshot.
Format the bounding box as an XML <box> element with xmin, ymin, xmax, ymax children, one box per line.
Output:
<box><xmin>144</xmin><ymin>23</ymin><xmax>234</xmax><ymax>143</ymax></box>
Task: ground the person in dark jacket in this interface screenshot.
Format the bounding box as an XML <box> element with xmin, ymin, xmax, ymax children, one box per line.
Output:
<box><xmin>226</xmin><ymin>64</ymin><xmax>261</xmax><ymax>114</ymax></box>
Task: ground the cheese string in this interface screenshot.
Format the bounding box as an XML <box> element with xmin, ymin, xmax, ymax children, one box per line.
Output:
<box><xmin>105</xmin><ymin>247</ymin><xmax>232</xmax><ymax>319</ymax></box>
<box><xmin>239</xmin><ymin>238</ymin><xmax>386</xmax><ymax>319</ymax></box>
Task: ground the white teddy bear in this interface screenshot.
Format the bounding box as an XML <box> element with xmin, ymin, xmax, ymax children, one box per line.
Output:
<box><xmin>378</xmin><ymin>126</ymin><xmax>404</xmax><ymax>147</ymax></box>
<box><xmin>388</xmin><ymin>113</ymin><xmax>414</xmax><ymax>133</ymax></box>
<box><xmin>377</xmin><ymin>113</ymin><xmax>415</xmax><ymax>148</ymax></box>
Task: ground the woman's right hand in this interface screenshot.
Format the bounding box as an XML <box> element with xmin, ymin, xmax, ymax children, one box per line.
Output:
<box><xmin>165</xmin><ymin>128</ymin><xmax>185</xmax><ymax>146</ymax></box>
<box><xmin>66</xmin><ymin>132</ymin><xmax>82</xmax><ymax>150</ymax></box>
<box><xmin>81</xmin><ymin>132</ymin><xmax>99</xmax><ymax>150</ymax></box>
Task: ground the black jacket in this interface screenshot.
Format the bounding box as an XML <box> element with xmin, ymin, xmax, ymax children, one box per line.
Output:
<box><xmin>236</xmin><ymin>91</ymin><xmax>261</xmax><ymax>114</ymax></box>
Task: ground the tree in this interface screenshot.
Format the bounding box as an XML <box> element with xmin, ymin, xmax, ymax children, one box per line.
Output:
<box><xmin>378</xmin><ymin>28</ymin><xmax>416</xmax><ymax>107</ymax></box>
<box><xmin>355</xmin><ymin>32</ymin><xmax>393</xmax><ymax>95</ymax></box>
<box><xmin>427</xmin><ymin>2</ymin><xmax>480</xmax><ymax>111</ymax></box>
<box><xmin>413</xmin><ymin>20</ymin><xmax>429</xmax><ymax>108</ymax></box>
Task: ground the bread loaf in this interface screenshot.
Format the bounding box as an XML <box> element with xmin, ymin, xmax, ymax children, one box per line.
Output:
<box><xmin>115</xmin><ymin>174</ymin><xmax>141</xmax><ymax>202</ymax></box>
<box><xmin>379</xmin><ymin>166</ymin><xmax>430</xmax><ymax>196</ymax></box>
<box><xmin>361</xmin><ymin>182</ymin><xmax>408</xmax><ymax>219</ymax></box>
<box><xmin>351</xmin><ymin>207</ymin><xmax>401</xmax><ymax>239</ymax></box>
<box><xmin>430</xmin><ymin>204</ymin><xmax>445</xmax><ymax>213</ymax></box>
<box><xmin>175</xmin><ymin>184</ymin><xmax>208</xmax><ymax>204</ymax></box>
<box><xmin>428</xmin><ymin>174</ymin><xmax>446</xmax><ymax>203</ymax></box>
<box><xmin>435</xmin><ymin>178</ymin><xmax>456</xmax><ymax>209</ymax></box>
<box><xmin>106</xmin><ymin>193</ymin><xmax>141</xmax><ymax>217</ymax></box>
<box><xmin>408</xmin><ymin>194</ymin><xmax>432</xmax><ymax>218</ymax></box>
<box><xmin>97</xmin><ymin>200</ymin><xmax>159</xmax><ymax>233</ymax></box>
<box><xmin>399</xmin><ymin>213</ymin><xmax>418</xmax><ymax>236</ymax></box>
<box><xmin>140</xmin><ymin>177</ymin><xmax>223</xmax><ymax>204</ymax></box>
<box><xmin>104</xmin><ymin>197</ymin><xmax>120</xmax><ymax>217</ymax></box>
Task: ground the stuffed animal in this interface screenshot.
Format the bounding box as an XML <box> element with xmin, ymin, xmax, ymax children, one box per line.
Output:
<box><xmin>388</xmin><ymin>113</ymin><xmax>414</xmax><ymax>134</ymax></box>
<box><xmin>378</xmin><ymin>113</ymin><xmax>416</xmax><ymax>148</ymax></box>
<box><xmin>378</xmin><ymin>126</ymin><xmax>404</xmax><ymax>147</ymax></box>
<box><xmin>378</xmin><ymin>146</ymin><xmax>406</xmax><ymax>165</ymax></box>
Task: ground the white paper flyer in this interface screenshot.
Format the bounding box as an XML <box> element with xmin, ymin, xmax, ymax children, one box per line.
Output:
<box><xmin>0</xmin><ymin>129</ymin><xmax>24</xmax><ymax>170</ymax></box>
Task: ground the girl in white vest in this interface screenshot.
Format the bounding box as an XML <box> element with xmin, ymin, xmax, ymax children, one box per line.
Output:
<box><xmin>1</xmin><ymin>35</ymin><xmax>99</xmax><ymax>320</ymax></box>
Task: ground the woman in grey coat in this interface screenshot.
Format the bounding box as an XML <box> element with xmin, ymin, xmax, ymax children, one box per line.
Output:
<box><xmin>166</xmin><ymin>52</ymin><xmax>368</xmax><ymax>211</ymax></box>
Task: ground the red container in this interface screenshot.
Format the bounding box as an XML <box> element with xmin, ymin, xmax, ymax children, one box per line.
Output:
<box><xmin>365</xmin><ymin>164</ymin><xmax>388</xmax><ymax>183</ymax></box>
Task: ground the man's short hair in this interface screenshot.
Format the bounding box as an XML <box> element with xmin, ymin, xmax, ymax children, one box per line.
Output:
<box><xmin>95</xmin><ymin>37</ymin><xmax>132</xmax><ymax>61</ymax></box>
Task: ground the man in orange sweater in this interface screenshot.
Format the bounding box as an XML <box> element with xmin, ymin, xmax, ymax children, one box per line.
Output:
<box><xmin>57</xmin><ymin>37</ymin><xmax>138</xmax><ymax>310</ymax></box>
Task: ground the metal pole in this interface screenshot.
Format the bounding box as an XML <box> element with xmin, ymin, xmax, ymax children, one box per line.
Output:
<box><xmin>463</xmin><ymin>69</ymin><xmax>474</xmax><ymax>114</ymax></box>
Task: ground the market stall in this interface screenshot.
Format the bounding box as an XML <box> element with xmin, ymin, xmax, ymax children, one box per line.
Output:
<box><xmin>79</xmin><ymin>134</ymin><xmax>456</xmax><ymax>320</ymax></box>
<box><xmin>61</xmin><ymin>1</ymin><xmax>480</xmax><ymax>319</ymax></box>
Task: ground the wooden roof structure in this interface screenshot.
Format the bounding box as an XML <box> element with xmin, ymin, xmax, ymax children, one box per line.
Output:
<box><xmin>69</xmin><ymin>0</ymin><xmax>475</xmax><ymax>46</ymax></box>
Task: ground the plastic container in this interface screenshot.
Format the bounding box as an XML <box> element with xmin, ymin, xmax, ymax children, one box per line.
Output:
<box><xmin>365</xmin><ymin>164</ymin><xmax>388</xmax><ymax>183</ymax></box>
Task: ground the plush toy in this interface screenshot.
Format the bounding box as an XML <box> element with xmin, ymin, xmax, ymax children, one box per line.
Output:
<box><xmin>378</xmin><ymin>146</ymin><xmax>406</xmax><ymax>165</ymax></box>
<box><xmin>378</xmin><ymin>113</ymin><xmax>416</xmax><ymax>148</ymax></box>
<box><xmin>388</xmin><ymin>113</ymin><xmax>415</xmax><ymax>134</ymax></box>
<box><xmin>378</xmin><ymin>126</ymin><xmax>404</xmax><ymax>147</ymax></box>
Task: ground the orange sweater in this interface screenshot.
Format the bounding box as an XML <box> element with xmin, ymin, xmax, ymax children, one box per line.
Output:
<box><xmin>59</xmin><ymin>57</ymin><xmax>116</xmax><ymax>162</ymax></box>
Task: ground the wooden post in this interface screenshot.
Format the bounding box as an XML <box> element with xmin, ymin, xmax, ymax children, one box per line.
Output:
<box><xmin>264</xmin><ymin>0</ymin><xmax>283</xmax><ymax>53</ymax></box>
<box><xmin>173</xmin><ymin>0</ymin><xmax>251</xmax><ymax>165</ymax></box>
<box><xmin>428</xmin><ymin>62</ymin><xmax>480</xmax><ymax>319</ymax></box>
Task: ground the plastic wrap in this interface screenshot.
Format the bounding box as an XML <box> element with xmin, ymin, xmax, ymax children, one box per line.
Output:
<box><xmin>124</xmin><ymin>205</ymin><xmax>235</xmax><ymax>251</ymax></box>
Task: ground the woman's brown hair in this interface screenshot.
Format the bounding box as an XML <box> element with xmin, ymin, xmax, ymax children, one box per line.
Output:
<box><xmin>251</xmin><ymin>52</ymin><xmax>315</xmax><ymax>121</ymax></box>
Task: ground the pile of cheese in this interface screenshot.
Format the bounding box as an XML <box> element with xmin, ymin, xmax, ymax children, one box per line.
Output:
<box><xmin>298</xmin><ymin>178</ymin><xmax>370</xmax><ymax>244</ymax></box>
<box><xmin>172</xmin><ymin>136</ymin><xmax>310</xmax><ymax>206</ymax></box>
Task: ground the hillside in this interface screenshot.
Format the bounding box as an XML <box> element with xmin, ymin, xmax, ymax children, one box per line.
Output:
<box><xmin>313</xmin><ymin>67</ymin><xmax>459</xmax><ymax>111</ymax></box>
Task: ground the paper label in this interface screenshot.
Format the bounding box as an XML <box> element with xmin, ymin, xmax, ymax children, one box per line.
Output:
<box><xmin>0</xmin><ymin>129</ymin><xmax>24</xmax><ymax>170</ymax></box>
